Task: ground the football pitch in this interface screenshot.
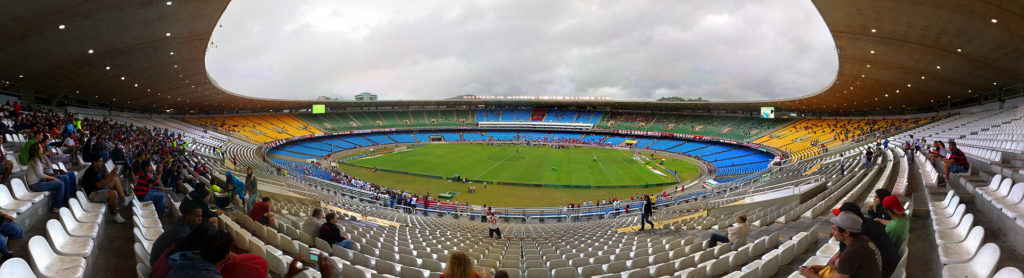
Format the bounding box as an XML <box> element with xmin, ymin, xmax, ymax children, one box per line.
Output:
<box><xmin>349</xmin><ymin>144</ymin><xmax>680</xmax><ymax>186</ymax></box>
<box><xmin>339</xmin><ymin>144</ymin><xmax>701</xmax><ymax>207</ymax></box>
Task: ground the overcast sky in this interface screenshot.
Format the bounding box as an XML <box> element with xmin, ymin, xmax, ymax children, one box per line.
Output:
<box><xmin>206</xmin><ymin>0</ymin><xmax>837</xmax><ymax>101</ymax></box>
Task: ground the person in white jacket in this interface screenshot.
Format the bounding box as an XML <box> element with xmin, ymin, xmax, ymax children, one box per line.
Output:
<box><xmin>707</xmin><ymin>214</ymin><xmax>750</xmax><ymax>248</ymax></box>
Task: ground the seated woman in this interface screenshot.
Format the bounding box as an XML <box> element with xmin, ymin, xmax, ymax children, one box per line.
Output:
<box><xmin>26</xmin><ymin>142</ymin><xmax>67</xmax><ymax>212</ymax></box>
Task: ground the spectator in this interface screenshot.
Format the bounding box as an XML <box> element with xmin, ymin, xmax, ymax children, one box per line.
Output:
<box><xmin>249</xmin><ymin>197</ymin><xmax>275</xmax><ymax>226</ymax></box>
<box><xmin>707</xmin><ymin>214</ymin><xmax>750</xmax><ymax>248</ymax></box>
<box><xmin>865</xmin><ymin>189</ymin><xmax>891</xmax><ymax>221</ymax></box>
<box><xmin>224</xmin><ymin>170</ymin><xmax>245</xmax><ymax>207</ymax></box>
<box><xmin>39</xmin><ymin>143</ymin><xmax>77</xmax><ymax>202</ymax></box>
<box><xmin>638</xmin><ymin>195</ymin><xmax>654</xmax><ymax>231</ymax></box>
<box><xmin>180</xmin><ymin>187</ymin><xmax>219</xmax><ymax>228</ymax></box>
<box><xmin>318</xmin><ymin>213</ymin><xmax>352</xmax><ymax>249</ymax></box>
<box><xmin>63</xmin><ymin>132</ymin><xmax>79</xmax><ymax>165</ymax></box>
<box><xmin>303</xmin><ymin>208</ymin><xmax>324</xmax><ymax>238</ymax></box>
<box><xmin>798</xmin><ymin>211</ymin><xmax>882</xmax><ymax>278</ymax></box>
<box><xmin>81</xmin><ymin>156</ymin><xmax>129</xmax><ymax>223</ymax></box>
<box><xmin>487</xmin><ymin>212</ymin><xmax>502</xmax><ymax>239</ymax></box>
<box><xmin>494</xmin><ymin>270</ymin><xmax>509</xmax><ymax>278</ymax></box>
<box><xmin>441</xmin><ymin>251</ymin><xmax>483</xmax><ymax>278</ymax></box>
<box><xmin>26</xmin><ymin>142</ymin><xmax>66</xmax><ymax>213</ymax></box>
<box><xmin>134</xmin><ymin>160</ymin><xmax>167</xmax><ymax>216</ymax></box>
<box><xmin>0</xmin><ymin>211</ymin><xmax>23</xmax><ymax>263</ymax></box>
<box><xmin>244</xmin><ymin>167</ymin><xmax>259</xmax><ymax>213</ymax></box>
<box><xmin>151</xmin><ymin>203</ymin><xmax>204</xmax><ymax>266</ymax></box>
<box><xmin>835</xmin><ymin>202</ymin><xmax>899</xmax><ymax>277</ymax></box>
<box><xmin>0</xmin><ymin>135</ymin><xmax>12</xmax><ymax>185</ymax></box>
<box><xmin>166</xmin><ymin>229</ymin><xmax>234</xmax><ymax>278</ymax></box>
<box><xmin>937</xmin><ymin>141</ymin><xmax>969</xmax><ymax>185</ymax></box>
<box><xmin>875</xmin><ymin>196</ymin><xmax>909</xmax><ymax>247</ymax></box>
<box><xmin>18</xmin><ymin>131</ymin><xmax>42</xmax><ymax>165</ymax></box>
<box><xmin>863</xmin><ymin>149</ymin><xmax>873</xmax><ymax>169</ymax></box>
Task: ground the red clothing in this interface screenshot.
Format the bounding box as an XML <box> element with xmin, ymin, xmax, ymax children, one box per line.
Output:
<box><xmin>249</xmin><ymin>201</ymin><xmax>270</xmax><ymax>221</ymax></box>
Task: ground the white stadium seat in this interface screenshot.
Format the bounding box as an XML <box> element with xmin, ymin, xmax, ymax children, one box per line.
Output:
<box><xmin>28</xmin><ymin>236</ymin><xmax>86</xmax><ymax>278</ymax></box>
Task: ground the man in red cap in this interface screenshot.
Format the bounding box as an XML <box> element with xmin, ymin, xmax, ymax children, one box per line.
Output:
<box><xmin>874</xmin><ymin>196</ymin><xmax>909</xmax><ymax>246</ymax></box>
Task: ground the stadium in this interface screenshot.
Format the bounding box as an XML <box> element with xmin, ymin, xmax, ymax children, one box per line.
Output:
<box><xmin>1</xmin><ymin>1</ymin><xmax>1023</xmax><ymax>278</ymax></box>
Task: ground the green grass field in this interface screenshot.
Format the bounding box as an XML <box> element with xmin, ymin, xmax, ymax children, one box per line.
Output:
<box><xmin>349</xmin><ymin>144</ymin><xmax>678</xmax><ymax>186</ymax></box>
<box><xmin>340</xmin><ymin>144</ymin><xmax>702</xmax><ymax>207</ymax></box>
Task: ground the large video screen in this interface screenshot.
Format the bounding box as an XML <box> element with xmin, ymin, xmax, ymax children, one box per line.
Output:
<box><xmin>312</xmin><ymin>104</ymin><xmax>326</xmax><ymax>114</ymax></box>
<box><xmin>760</xmin><ymin>107</ymin><xmax>775</xmax><ymax>119</ymax></box>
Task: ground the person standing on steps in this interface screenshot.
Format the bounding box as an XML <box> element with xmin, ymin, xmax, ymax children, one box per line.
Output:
<box><xmin>639</xmin><ymin>195</ymin><xmax>655</xmax><ymax>231</ymax></box>
<box><xmin>487</xmin><ymin>212</ymin><xmax>502</xmax><ymax>239</ymax></box>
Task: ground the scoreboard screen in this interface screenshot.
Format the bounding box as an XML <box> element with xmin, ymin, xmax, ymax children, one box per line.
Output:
<box><xmin>312</xmin><ymin>104</ymin><xmax>326</xmax><ymax>114</ymax></box>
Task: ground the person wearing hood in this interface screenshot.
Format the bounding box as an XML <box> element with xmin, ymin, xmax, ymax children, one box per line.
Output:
<box><xmin>166</xmin><ymin>229</ymin><xmax>233</xmax><ymax>278</ymax></box>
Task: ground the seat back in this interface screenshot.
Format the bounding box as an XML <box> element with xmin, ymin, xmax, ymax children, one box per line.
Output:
<box><xmin>0</xmin><ymin>257</ymin><xmax>36</xmax><ymax>278</ymax></box>
<box><xmin>758</xmin><ymin>250</ymin><xmax>780</xmax><ymax>277</ymax></box>
<box><xmin>993</xmin><ymin>267</ymin><xmax>1023</xmax><ymax>278</ymax></box>
<box><xmin>45</xmin><ymin>219</ymin><xmax>69</xmax><ymax>247</ymax></box>
<box><xmin>265</xmin><ymin>251</ymin><xmax>287</xmax><ymax>275</ymax></box>
<box><xmin>134</xmin><ymin>243</ymin><xmax>150</xmax><ymax>267</ymax></box>
<box><xmin>955</xmin><ymin>214</ymin><xmax>975</xmax><ymax>237</ymax></box>
<box><xmin>998</xmin><ymin>178</ymin><xmax>1013</xmax><ymax>193</ymax></box>
<box><xmin>68</xmin><ymin>199</ymin><xmax>90</xmax><ymax>219</ymax></box>
<box><xmin>1005</xmin><ymin>184</ymin><xmax>1024</xmax><ymax>204</ymax></box>
<box><xmin>936</xmin><ymin>191</ymin><xmax>954</xmax><ymax>207</ymax></box>
<box><xmin>59</xmin><ymin>208</ymin><xmax>80</xmax><ymax>229</ymax></box>
<box><xmin>950</xmin><ymin>204</ymin><xmax>967</xmax><ymax>222</ymax></box>
<box><xmin>136</xmin><ymin>263</ymin><xmax>151</xmax><ymax>278</ymax></box>
<box><xmin>969</xmin><ymin>243</ymin><xmax>1001</xmax><ymax>278</ymax></box>
<box><xmin>375</xmin><ymin>260</ymin><xmax>400</xmax><ymax>276</ymax></box>
<box><xmin>525</xmin><ymin>268</ymin><xmax>548</xmax><ymax>278</ymax></box>
<box><xmin>0</xmin><ymin>185</ymin><xmax>18</xmax><ymax>205</ymax></box>
<box><xmin>9</xmin><ymin>178</ymin><xmax>32</xmax><ymax>199</ymax></box>
<box><xmin>400</xmin><ymin>266</ymin><xmax>428</xmax><ymax>278</ymax></box>
<box><xmin>730</xmin><ymin>247</ymin><xmax>750</xmax><ymax>267</ymax></box>
<box><xmin>706</xmin><ymin>257</ymin><xmax>730</xmax><ymax>276</ymax></box>
<box><xmin>962</xmin><ymin>226</ymin><xmax>986</xmax><ymax>255</ymax></box>
<box><xmin>988</xmin><ymin>175</ymin><xmax>1005</xmax><ymax>189</ymax></box>
<box><xmin>578</xmin><ymin>265</ymin><xmax>602</xmax><ymax>278</ymax></box>
<box><xmin>27</xmin><ymin>236</ymin><xmax>57</xmax><ymax>274</ymax></box>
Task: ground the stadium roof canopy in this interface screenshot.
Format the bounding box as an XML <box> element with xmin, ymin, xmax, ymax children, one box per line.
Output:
<box><xmin>1</xmin><ymin>0</ymin><xmax>1022</xmax><ymax>114</ymax></box>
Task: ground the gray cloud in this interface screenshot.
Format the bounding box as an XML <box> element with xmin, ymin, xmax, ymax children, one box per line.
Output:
<box><xmin>206</xmin><ymin>0</ymin><xmax>837</xmax><ymax>101</ymax></box>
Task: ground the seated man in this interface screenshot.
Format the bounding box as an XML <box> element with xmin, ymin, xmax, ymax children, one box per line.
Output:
<box><xmin>0</xmin><ymin>211</ymin><xmax>23</xmax><ymax>263</ymax></box>
<box><xmin>82</xmin><ymin>157</ymin><xmax>129</xmax><ymax>223</ymax></box>
<box><xmin>319</xmin><ymin>213</ymin><xmax>353</xmax><ymax>249</ymax></box>
<box><xmin>800</xmin><ymin>212</ymin><xmax>882</xmax><ymax>278</ymax></box>
<box><xmin>936</xmin><ymin>141</ymin><xmax>970</xmax><ymax>185</ymax></box>
<box><xmin>134</xmin><ymin>163</ymin><xmax>167</xmax><ymax>216</ymax></box>
<box><xmin>248</xmin><ymin>197</ymin><xmax>275</xmax><ymax>227</ymax></box>
<box><xmin>707</xmin><ymin>214</ymin><xmax>750</xmax><ymax>248</ymax></box>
